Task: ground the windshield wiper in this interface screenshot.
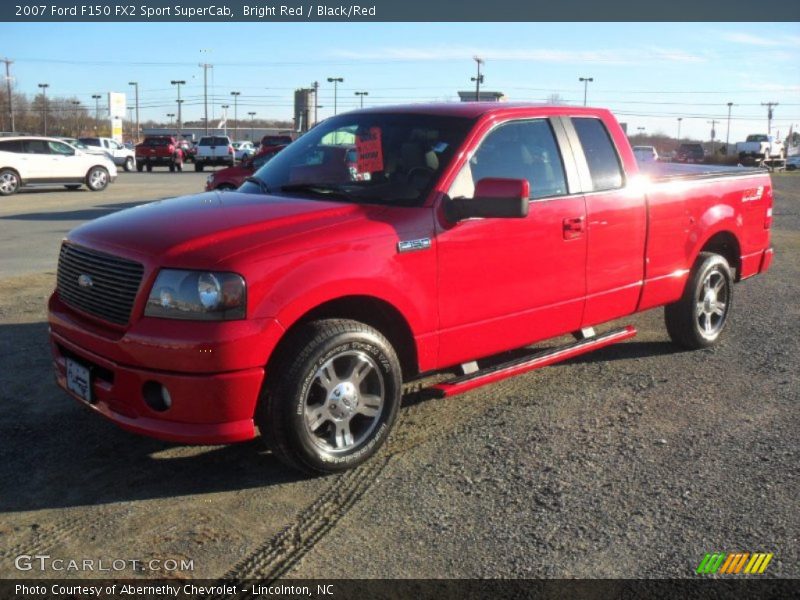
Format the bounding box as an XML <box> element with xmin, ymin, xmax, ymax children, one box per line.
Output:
<box><xmin>279</xmin><ymin>183</ymin><xmax>355</xmax><ymax>202</ymax></box>
<box><xmin>244</xmin><ymin>176</ymin><xmax>272</xmax><ymax>195</ymax></box>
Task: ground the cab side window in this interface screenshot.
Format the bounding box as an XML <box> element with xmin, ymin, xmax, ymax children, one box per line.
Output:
<box><xmin>571</xmin><ymin>117</ymin><xmax>624</xmax><ymax>191</ymax></box>
<box><xmin>465</xmin><ymin>119</ymin><xmax>568</xmax><ymax>200</ymax></box>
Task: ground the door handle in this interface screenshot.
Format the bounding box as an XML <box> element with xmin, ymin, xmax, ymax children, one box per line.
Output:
<box><xmin>562</xmin><ymin>216</ymin><xmax>584</xmax><ymax>239</ymax></box>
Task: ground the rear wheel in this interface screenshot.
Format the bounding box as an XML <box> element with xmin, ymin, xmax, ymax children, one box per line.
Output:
<box><xmin>665</xmin><ymin>252</ymin><xmax>733</xmax><ymax>349</ymax></box>
<box><xmin>257</xmin><ymin>319</ymin><xmax>402</xmax><ymax>474</ymax></box>
<box><xmin>146</xmin><ymin>163</ymin><xmax>153</xmax><ymax>172</ymax></box>
<box><xmin>86</xmin><ymin>166</ymin><xmax>110</xmax><ymax>192</ymax></box>
<box><xmin>195</xmin><ymin>162</ymin><xmax>204</xmax><ymax>172</ymax></box>
<box><xmin>136</xmin><ymin>161</ymin><xmax>144</xmax><ymax>172</ymax></box>
<box><xmin>0</xmin><ymin>169</ymin><xmax>20</xmax><ymax>196</ymax></box>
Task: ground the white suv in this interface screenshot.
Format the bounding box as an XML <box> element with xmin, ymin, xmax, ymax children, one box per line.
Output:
<box><xmin>79</xmin><ymin>137</ymin><xmax>137</xmax><ymax>172</ymax></box>
<box><xmin>0</xmin><ymin>137</ymin><xmax>117</xmax><ymax>196</ymax></box>
<box><xmin>194</xmin><ymin>135</ymin><xmax>235</xmax><ymax>171</ymax></box>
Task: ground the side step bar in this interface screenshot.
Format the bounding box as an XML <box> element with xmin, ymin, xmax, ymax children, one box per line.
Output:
<box><xmin>431</xmin><ymin>325</ymin><xmax>637</xmax><ymax>398</ymax></box>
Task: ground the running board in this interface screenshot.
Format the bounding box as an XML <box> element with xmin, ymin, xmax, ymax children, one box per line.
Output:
<box><xmin>431</xmin><ymin>325</ymin><xmax>637</xmax><ymax>398</ymax></box>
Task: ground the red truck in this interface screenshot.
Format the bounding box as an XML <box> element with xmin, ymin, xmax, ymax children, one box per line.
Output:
<box><xmin>134</xmin><ymin>136</ymin><xmax>185</xmax><ymax>172</ymax></box>
<box><xmin>49</xmin><ymin>104</ymin><xmax>773</xmax><ymax>474</ymax></box>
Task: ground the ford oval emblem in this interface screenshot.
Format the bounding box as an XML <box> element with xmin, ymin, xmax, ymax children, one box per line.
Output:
<box><xmin>78</xmin><ymin>274</ymin><xmax>93</xmax><ymax>288</ymax></box>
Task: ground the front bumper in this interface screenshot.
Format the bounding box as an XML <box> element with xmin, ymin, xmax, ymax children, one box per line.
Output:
<box><xmin>48</xmin><ymin>293</ymin><xmax>285</xmax><ymax>444</ymax></box>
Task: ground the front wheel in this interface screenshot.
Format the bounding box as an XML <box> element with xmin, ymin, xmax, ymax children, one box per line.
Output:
<box><xmin>0</xmin><ymin>169</ymin><xmax>20</xmax><ymax>196</ymax></box>
<box><xmin>257</xmin><ymin>319</ymin><xmax>402</xmax><ymax>474</ymax></box>
<box><xmin>86</xmin><ymin>166</ymin><xmax>110</xmax><ymax>192</ymax></box>
<box><xmin>124</xmin><ymin>157</ymin><xmax>135</xmax><ymax>172</ymax></box>
<box><xmin>665</xmin><ymin>252</ymin><xmax>733</xmax><ymax>349</ymax></box>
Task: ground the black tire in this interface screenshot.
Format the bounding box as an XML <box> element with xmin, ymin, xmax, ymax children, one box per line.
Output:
<box><xmin>136</xmin><ymin>162</ymin><xmax>144</xmax><ymax>172</ymax></box>
<box><xmin>169</xmin><ymin>162</ymin><xmax>175</xmax><ymax>172</ymax></box>
<box><xmin>64</xmin><ymin>184</ymin><xmax>82</xmax><ymax>190</ymax></box>
<box><xmin>195</xmin><ymin>162</ymin><xmax>204</xmax><ymax>172</ymax></box>
<box><xmin>124</xmin><ymin>157</ymin><xmax>135</xmax><ymax>172</ymax></box>
<box><xmin>0</xmin><ymin>168</ymin><xmax>20</xmax><ymax>196</ymax></box>
<box><xmin>665</xmin><ymin>252</ymin><xmax>733</xmax><ymax>349</ymax></box>
<box><xmin>85</xmin><ymin>166</ymin><xmax>110</xmax><ymax>192</ymax></box>
<box><xmin>257</xmin><ymin>319</ymin><xmax>402</xmax><ymax>474</ymax></box>
<box><xmin>146</xmin><ymin>163</ymin><xmax>153</xmax><ymax>172</ymax></box>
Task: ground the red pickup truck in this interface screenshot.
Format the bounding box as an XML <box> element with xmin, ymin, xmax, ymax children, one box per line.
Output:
<box><xmin>134</xmin><ymin>136</ymin><xmax>185</xmax><ymax>172</ymax></box>
<box><xmin>49</xmin><ymin>104</ymin><xmax>773</xmax><ymax>474</ymax></box>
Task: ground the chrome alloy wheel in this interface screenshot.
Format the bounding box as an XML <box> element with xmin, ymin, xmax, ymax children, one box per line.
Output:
<box><xmin>696</xmin><ymin>269</ymin><xmax>729</xmax><ymax>337</ymax></box>
<box><xmin>303</xmin><ymin>351</ymin><xmax>385</xmax><ymax>453</ymax></box>
<box><xmin>88</xmin><ymin>168</ymin><xmax>108</xmax><ymax>189</ymax></box>
<box><xmin>0</xmin><ymin>171</ymin><xmax>19</xmax><ymax>195</ymax></box>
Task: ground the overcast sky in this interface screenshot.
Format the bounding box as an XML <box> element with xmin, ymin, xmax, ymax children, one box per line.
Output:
<box><xmin>3</xmin><ymin>21</ymin><xmax>799</xmax><ymax>141</ymax></box>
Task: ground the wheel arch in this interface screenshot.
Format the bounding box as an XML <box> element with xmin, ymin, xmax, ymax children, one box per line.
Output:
<box><xmin>697</xmin><ymin>230</ymin><xmax>742</xmax><ymax>281</ymax></box>
<box><xmin>268</xmin><ymin>295</ymin><xmax>419</xmax><ymax>382</ymax></box>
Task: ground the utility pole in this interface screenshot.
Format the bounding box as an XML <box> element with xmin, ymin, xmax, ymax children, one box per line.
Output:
<box><xmin>725</xmin><ymin>102</ymin><xmax>734</xmax><ymax>152</ymax></box>
<box><xmin>708</xmin><ymin>119</ymin><xmax>719</xmax><ymax>157</ymax></box>
<box><xmin>637</xmin><ymin>126</ymin><xmax>645</xmax><ymax>137</ymax></box>
<box><xmin>128</xmin><ymin>81</ymin><xmax>139</xmax><ymax>142</ymax></box>
<box><xmin>171</xmin><ymin>80</ymin><xmax>185</xmax><ymax>138</ymax></box>
<box><xmin>327</xmin><ymin>77</ymin><xmax>343</xmax><ymax>115</ymax></box>
<box><xmin>92</xmin><ymin>94</ymin><xmax>101</xmax><ymax>133</ymax></box>
<box><xmin>199</xmin><ymin>62</ymin><xmax>213</xmax><ymax>135</ymax></box>
<box><xmin>354</xmin><ymin>91</ymin><xmax>368</xmax><ymax>108</ymax></box>
<box><xmin>248</xmin><ymin>111</ymin><xmax>256</xmax><ymax>141</ymax></box>
<box><xmin>313</xmin><ymin>81</ymin><xmax>319</xmax><ymax>125</ymax></box>
<box><xmin>579</xmin><ymin>77</ymin><xmax>594</xmax><ymax>106</ymax></box>
<box><xmin>71</xmin><ymin>100</ymin><xmax>81</xmax><ymax>136</ymax></box>
<box><xmin>677</xmin><ymin>117</ymin><xmax>683</xmax><ymax>141</ymax></box>
<box><xmin>38</xmin><ymin>83</ymin><xmax>49</xmax><ymax>135</ymax></box>
<box><xmin>762</xmin><ymin>102</ymin><xmax>778</xmax><ymax>136</ymax></box>
<box><xmin>167</xmin><ymin>113</ymin><xmax>175</xmax><ymax>130</ymax></box>
<box><xmin>471</xmin><ymin>56</ymin><xmax>484</xmax><ymax>101</ymax></box>
<box><xmin>2</xmin><ymin>58</ymin><xmax>14</xmax><ymax>132</ymax></box>
<box><xmin>230</xmin><ymin>91</ymin><xmax>240</xmax><ymax>140</ymax></box>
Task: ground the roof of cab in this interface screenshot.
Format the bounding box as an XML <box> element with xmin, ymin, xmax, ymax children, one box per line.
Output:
<box><xmin>345</xmin><ymin>102</ymin><xmax>608</xmax><ymax>119</ymax></box>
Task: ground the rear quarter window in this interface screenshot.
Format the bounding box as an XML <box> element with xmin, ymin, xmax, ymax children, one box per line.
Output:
<box><xmin>571</xmin><ymin>117</ymin><xmax>624</xmax><ymax>191</ymax></box>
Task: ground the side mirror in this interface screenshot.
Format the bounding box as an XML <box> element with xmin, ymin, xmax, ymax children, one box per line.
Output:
<box><xmin>445</xmin><ymin>178</ymin><xmax>530</xmax><ymax>222</ymax></box>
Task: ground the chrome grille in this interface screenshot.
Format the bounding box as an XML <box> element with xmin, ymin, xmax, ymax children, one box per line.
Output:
<box><xmin>57</xmin><ymin>244</ymin><xmax>144</xmax><ymax>325</ymax></box>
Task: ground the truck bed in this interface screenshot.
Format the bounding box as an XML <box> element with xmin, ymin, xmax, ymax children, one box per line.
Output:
<box><xmin>639</xmin><ymin>161</ymin><xmax>763</xmax><ymax>182</ymax></box>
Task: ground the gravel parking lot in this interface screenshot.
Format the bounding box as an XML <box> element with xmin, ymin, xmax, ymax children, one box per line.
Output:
<box><xmin>0</xmin><ymin>173</ymin><xmax>797</xmax><ymax>580</ymax></box>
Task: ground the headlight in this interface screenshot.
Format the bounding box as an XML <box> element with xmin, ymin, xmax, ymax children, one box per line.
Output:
<box><xmin>145</xmin><ymin>269</ymin><xmax>246</xmax><ymax>320</ymax></box>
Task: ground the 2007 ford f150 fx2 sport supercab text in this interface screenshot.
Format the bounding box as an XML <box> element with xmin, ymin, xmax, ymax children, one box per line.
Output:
<box><xmin>48</xmin><ymin>104</ymin><xmax>774</xmax><ymax>473</ymax></box>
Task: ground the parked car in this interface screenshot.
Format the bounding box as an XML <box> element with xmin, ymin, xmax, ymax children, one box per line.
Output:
<box><xmin>59</xmin><ymin>137</ymin><xmax>107</xmax><ymax>157</ymax></box>
<box><xmin>261</xmin><ymin>134</ymin><xmax>293</xmax><ymax>148</ymax></box>
<box><xmin>194</xmin><ymin>135</ymin><xmax>235</xmax><ymax>171</ymax></box>
<box><xmin>674</xmin><ymin>143</ymin><xmax>706</xmax><ymax>163</ymax></box>
<box><xmin>134</xmin><ymin>136</ymin><xmax>184</xmax><ymax>172</ymax></box>
<box><xmin>232</xmin><ymin>141</ymin><xmax>255</xmax><ymax>162</ymax></box>
<box><xmin>205</xmin><ymin>145</ymin><xmax>286</xmax><ymax>191</ymax></box>
<box><xmin>736</xmin><ymin>134</ymin><xmax>785</xmax><ymax>164</ymax></box>
<box><xmin>785</xmin><ymin>155</ymin><xmax>800</xmax><ymax>171</ymax></box>
<box><xmin>79</xmin><ymin>137</ymin><xmax>137</xmax><ymax>172</ymax></box>
<box><xmin>48</xmin><ymin>104</ymin><xmax>773</xmax><ymax>474</ymax></box>
<box><xmin>632</xmin><ymin>145</ymin><xmax>658</xmax><ymax>162</ymax></box>
<box><xmin>0</xmin><ymin>136</ymin><xmax>117</xmax><ymax>196</ymax></box>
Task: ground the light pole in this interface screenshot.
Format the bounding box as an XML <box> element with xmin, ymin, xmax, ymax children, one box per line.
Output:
<box><xmin>38</xmin><ymin>83</ymin><xmax>49</xmax><ymax>135</ymax></box>
<box><xmin>92</xmin><ymin>94</ymin><xmax>101</xmax><ymax>133</ymax></box>
<box><xmin>637</xmin><ymin>126</ymin><xmax>645</xmax><ymax>138</ymax></box>
<box><xmin>708</xmin><ymin>119</ymin><xmax>719</xmax><ymax>157</ymax></box>
<box><xmin>221</xmin><ymin>104</ymin><xmax>229</xmax><ymax>135</ymax></box>
<box><xmin>171</xmin><ymin>80</ymin><xmax>186</xmax><ymax>137</ymax></box>
<box><xmin>327</xmin><ymin>77</ymin><xmax>343</xmax><ymax>115</ymax></box>
<box><xmin>167</xmin><ymin>113</ymin><xmax>175</xmax><ymax>130</ymax></box>
<box><xmin>2</xmin><ymin>58</ymin><xmax>13</xmax><ymax>133</ymax></box>
<box><xmin>471</xmin><ymin>56</ymin><xmax>484</xmax><ymax>101</ymax></box>
<box><xmin>128</xmin><ymin>81</ymin><xmax>139</xmax><ymax>142</ymax></box>
<box><xmin>313</xmin><ymin>81</ymin><xmax>319</xmax><ymax>125</ymax></box>
<box><xmin>248</xmin><ymin>111</ymin><xmax>256</xmax><ymax>141</ymax></box>
<box><xmin>677</xmin><ymin>117</ymin><xmax>683</xmax><ymax>141</ymax></box>
<box><xmin>725</xmin><ymin>102</ymin><xmax>734</xmax><ymax>153</ymax></box>
<box><xmin>199</xmin><ymin>61</ymin><xmax>213</xmax><ymax>135</ymax></box>
<box><xmin>354</xmin><ymin>91</ymin><xmax>368</xmax><ymax>108</ymax></box>
<box><xmin>230</xmin><ymin>91</ymin><xmax>240</xmax><ymax>140</ymax></box>
<box><xmin>579</xmin><ymin>77</ymin><xmax>594</xmax><ymax>107</ymax></box>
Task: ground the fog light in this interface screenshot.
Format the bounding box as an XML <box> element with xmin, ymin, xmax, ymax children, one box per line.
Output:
<box><xmin>142</xmin><ymin>381</ymin><xmax>172</xmax><ymax>412</ymax></box>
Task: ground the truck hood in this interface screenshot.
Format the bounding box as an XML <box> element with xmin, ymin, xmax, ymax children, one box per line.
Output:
<box><xmin>69</xmin><ymin>191</ymin><xmax>387</xmax><ymax>266</ymax></box>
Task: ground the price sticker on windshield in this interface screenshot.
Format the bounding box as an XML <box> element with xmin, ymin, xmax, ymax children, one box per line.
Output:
<box><xmin>356</xmin><ymin>127</ymin><xmax>384</xmax><ymax>173</ymax></box>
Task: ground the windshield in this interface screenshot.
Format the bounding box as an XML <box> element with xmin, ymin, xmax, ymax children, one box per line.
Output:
<box><xmin>242</xmin><ymin>112</ymin><xmax>474</xmax><ymax>206</ymax></box>
<box><xmin>746</xmin><ymin>135</ymin><xmax>769</xmax><ymax>142</ymax></box>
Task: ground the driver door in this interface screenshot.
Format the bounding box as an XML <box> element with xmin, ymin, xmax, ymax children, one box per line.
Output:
<box><xmin>436</xmin><ymin>118</ymin><xmax>587</xmax><ymax>367</ymax></box>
